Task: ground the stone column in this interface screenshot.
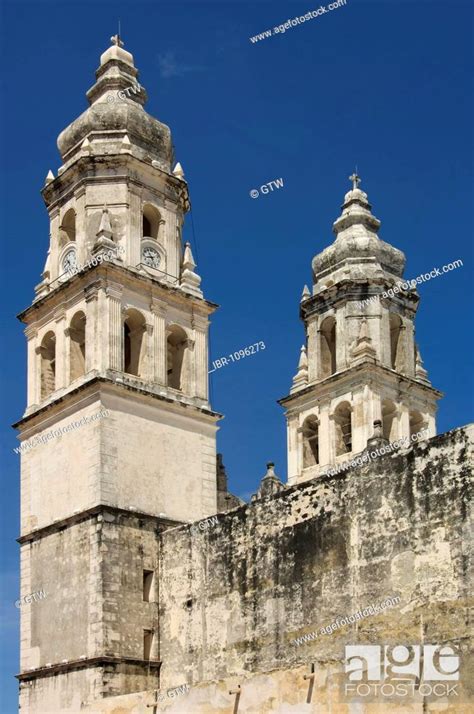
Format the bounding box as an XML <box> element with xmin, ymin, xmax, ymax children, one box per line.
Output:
<box><xmin>399</xmin><ymin>402</ymin><xmax>410</xmax><ymax>442</ymax></box>
<box><xmin>287</xmin><ymin>414</ymin><xmax>299</xmax><ymax>484</ymax></box>
<box><xmin>54</xmin><ymin>307</ymin><xmax>67</xmax><ymax>389</ymax></box>
<box><xmin>192</xmin><ymin>316</ymin><xmax>209</xmax><ymax>400</ymax></box>
<box><xmin>106</xmin><ymin>283</ymin><xmax>123</xmax><ymax>372</ymax></box>
<box><xmin>144</xmin><ymin>323</ymin><xmax>154</xmax><ymax>380</ymax></box>
<box><xmin>380</xmin><ymin>305</ymin><xmax>392</xmax><ymax>367</ymax></box>
<box><xmin>306</xmin><ymin>317</ymin><xmax>318</xmax><ymax>383</ymax></box>
<box><xmin>75</xmin><ymin>187</ymin><xmax>86</xmax><ymax>265</ymax></box>
<box><xmin>318</xmin><ymin>399</ymin><xmax>332</xmax><ymax>467</ymax></box>
<box><xmin>316</xmin><ymin>329</ymin><xmax>323</xmax><ymax>380</ymax></box>
<box><xmin>85</xmin><ymin>283</ymin><xmax>100</xmax><ymax>373</ymax></box>
<box><xmin>396</xmin><ymin>324</ymin><xmax>407</xmax><ymax>373</ymax></box>
<box><xmin>336</xmin><ymin>306</ymin><xmax>347</xmax><ymax>370</ymax></box>
<box><xmin>151</xmin><ymin>300</ymin><xmax>166</xmax><ymax>385</ymax></box>
<box><xmin>129</xmin><ymin>190</ymin><xmax>142</xmax><ymax>268</ymax></box>
<box><xmin>63</xmin><ymin>327</ymin><xmax>72</xmax><ymax>385</ymax></box>
<box><xmin>184</xmin><ymin>337</ymin><xmax>196</xmax><ymax>395</ymax></box>
<box><xmin>351</xmin><ymin>387</ymin><xmax>366</xmax><ymax>454</ymax></box>
<box><xmin>25</xmin><ymin>326</ymin><xmax>38</xmax><ymax>408</ymax></box>
<box><xmin>49</xmin><ymin>208</ymin><xmax>60</xmax><ymax>281</ymax></box>
<box><xmin>296</xmin><ymin>424</ymin><xmax>304</xmax><ymax>482</ymax></box>
<box><xmin>425</xmin><ymin>411</ymin><xmax>436</xmax><ymax>438</ymax></box>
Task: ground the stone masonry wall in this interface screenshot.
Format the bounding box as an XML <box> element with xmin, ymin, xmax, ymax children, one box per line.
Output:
<box><xmin>19</xmin><ymin>510</ymin><xmax>162</xmax><ymax>714</ymax></box>
<box><xmin>156</xmin><ymin>425</ymin><xmax>473</xmax><ymax>709</ymax></box>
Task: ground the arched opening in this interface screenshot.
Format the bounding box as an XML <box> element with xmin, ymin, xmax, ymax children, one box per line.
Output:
<box><xmin>389</xmin><ymin>314</ymin><xmax>403</xmax><ymax>370</ymax></box>
<box><xmin>59</xmin><ymin>208</ymin><xmax>76</xmax><ymax>246</ymax></box>
<box><xmin>409</xmin><ymin>410</ymin><xmax>426</xmax><ymax>439</ymax></box>
<box><xmin>334</xmin><ymin>402</ymin><xmax>352</xmax><ymax>456</ymax></box>
<box><xmin>40</xmin><ymin>332</ymin><xmax>56</xmax><ymax>400</ymax></box>
<box><xmin>69</xmin><ymin>311</ymin><xmax>86</xmax><ymax>381</ymax></box>
<box><xmin>320</xmin><ymin>316</ymin><xmax>336</xmax><ymax>378</ymax></box>
<box><xmin>123</xmin><ymin>309</ymin><xmax>146</xmax><ymax>377</ymax></box>
<box><xmin>142</xmin><ymin>204</ymin><xmax>161</xmax><ymax>241</ymax></box>
<box><xmin>302</xmin><ymin>416</ymin><xmax>319</xmax><ymax>468</ymax></box>
<box><xmin>382</xmin><ymin>399</ymin><xmax>397</xmax><ymax>441</ymax></box>
<box><xmin>167</xmin><ymin>325</ymin><xmax>188</xmax><ymax>391</ymax></box>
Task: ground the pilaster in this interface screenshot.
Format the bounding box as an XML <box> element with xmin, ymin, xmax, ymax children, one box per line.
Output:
<box><xmin>306</xmin><ymin>317</ymin><xmax>318</xmax><ymax>383</ymax></box>
<box><xmin>150</xmin><ymin>299</ymin><xmax>167</xmax><ymax>384</ymax></box>
<box><xmin>25</xmin><ymin>326</ymin><xmax>38</xmax><ymax>408</ymax></box>
<box><xmin>54</xmin><ymin>307</ymin><xmax>67</xmax><ymax>389</ymax></box>
<box><xmin>106</xmin><ymin>283</ymin><xmax>123</xmax><ymax>371</ymax></box>
<box><xmin>192</xmin><ymin>314</ymin><xmax>209</xmax><ymax>400</ymax></box>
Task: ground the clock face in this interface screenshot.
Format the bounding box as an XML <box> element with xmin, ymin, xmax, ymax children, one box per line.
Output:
<box><xmin>62</xmin><ymin>249</ymin><xmax>77</xmax><ymax>272</ymax></box>
<box><xmin>142</xmin><ymin>247</ymin><xmax>161</xmax><ymax>270</ymax></box>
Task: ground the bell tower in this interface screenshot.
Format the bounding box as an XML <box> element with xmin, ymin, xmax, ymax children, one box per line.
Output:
<box><xmin>15</xmin><ymin>37</ymin><xmax>220</xmax><ymax>712</ymax></box>
<box><xmin>279</xmin><ymin>175</ymin><xmax>442</xmax><ymax>485</ymax></box>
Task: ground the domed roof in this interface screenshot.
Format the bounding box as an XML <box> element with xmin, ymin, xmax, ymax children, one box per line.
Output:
<box><xmin>57</xmin><ymin>38</ymin><xmax>172</xmax><ymax>168</ymax></box>
<box><xmin>312</xmin><ymin>175</ymin><xmax>406</xmax><ymax>279</ymax></box>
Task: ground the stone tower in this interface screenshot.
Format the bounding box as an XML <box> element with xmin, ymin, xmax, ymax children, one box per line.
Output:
<box><xmin>279</xmin><ymin>174</ymin><xmax>442</xmax><ymax>485</ymax></box>
<box><xmin>15</xmin><ymin>37</ymin><xmax>221</xmax><ymax>711</ymax></box>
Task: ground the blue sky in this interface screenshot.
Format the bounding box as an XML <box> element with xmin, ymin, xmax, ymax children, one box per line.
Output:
<box><xmin>0</xmin><ymin>0</ymin><xmax>473</xmax><ymax>710</ymax></box>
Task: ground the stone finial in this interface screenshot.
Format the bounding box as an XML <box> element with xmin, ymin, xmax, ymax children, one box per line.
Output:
<box><xmin>301</xmin><ymin>285</ymin><xmax>310</xmax><ymax>302</ymax></box>
<box><xmin>251</xmin><ymin>463</ymin><xmax>284</xmax><ymax>501</ymax></box>
<box><xmin>180</xmin><ymin>242</ymin><xmax>203</xmax><ymax>297</ymax></box>
<box><xmin>97</xmin><ymin>206</ymin><xmax>113</xmax><ymax>240</ymax></box>
<box><xmin>45</xmin><ymin>170</ymin><xmax>54</xmax><ymax>185</ymax></box>
<box><xmin>351</xmin><ymin>318</ymin><xmax>376</xmax><ymax>365</ymax></box>
<box><xmin>92</xmin><ymin>205</ymin><xmax>116</xmax><ymax>255</ymax></box>
<box><xmin>173</xmin><ymin>162</ymin><xmax>185</xmax><ymax>180</ymax></box>
<box><xmin>216</xmin><ymin>453</ymin><xmax>227</xmax><ymax>492</ymax></box>
<box><xmin>290</xmin><ymin>345</ymin><xmax>309</xmax><ymax>393</ymax></box>
<box><xmin>415</xmin><ymin>344</ymin><xmax>431</xmax><ymax>385</ymax></box>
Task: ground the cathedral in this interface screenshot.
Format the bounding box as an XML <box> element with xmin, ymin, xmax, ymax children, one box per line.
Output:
<box><xmin>15</xmin><ymin>38</ymin><xmax>472</xmax><ymax>713</ymax></box>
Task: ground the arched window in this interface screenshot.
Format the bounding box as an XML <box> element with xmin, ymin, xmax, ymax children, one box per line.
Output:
<box><xmin>167</xmin><ymin>325</ymin><xmax>188</xmax><ymax>391</ymax></box>
<box><xmin>320</xmin><ymin>316</ymin><xmax>336</xmax><ymax>378</ymax></box>
<box><xmin>334</xmin><ymin>402</ymin><xmax>352</xmax><ymax>456</ymax></box>
<box><xmin>59</xmin><ymin>208</ymin><xmax>76</xmax><ymax>246</ymax></box>
<box><xmin>409</xmin><ymin>410</ymin><xmax>426</xmax><ymax>439</ymax></box>
<box><xmin>389</xmin><ymin>314</ymin><xmax>403</xmax><ymax>370</ymax></box>
<box><xmin>382</xmin><ymin>399</ymin><xmax>397</xmax><ymax>441</ymax></box>
<box><xmin>40</xmin><ymin>332</ymin><xmax>56</xmax><ymax>400</ymax></box>
<box><xmin>69</xmin><ymin>311</ymin><xmax>86</xmax><ymax>381</ymax></box>
<box><xmin>123</xmin><ymin>309</ymin><xmax>146</xmax><ymax>377</ymax></box>
<box><xmin>142</xmin><ymin>204</ymin><xmax>161</xmax><ymax>241</ymax></box>
<box><xmin>302</xmin><ymin>416</ymin><xmax>319</xmax><ymax>468</ymax></box>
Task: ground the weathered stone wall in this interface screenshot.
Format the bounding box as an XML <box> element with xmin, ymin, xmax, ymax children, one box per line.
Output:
<box><xmin>157</xmin><ymin>425</ymin><xmax>473</xmax><ymax>706</ymax></box>
<box><xmin>19</xmin><ymin>510</ymin><xmax>163</xmax><ymax>713</ymax></box>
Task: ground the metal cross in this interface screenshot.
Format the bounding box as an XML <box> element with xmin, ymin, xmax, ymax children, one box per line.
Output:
<box><xmin>349</xmin><ymin>172</ymin><xmax>361</xmax><ymax>190</ymax></box>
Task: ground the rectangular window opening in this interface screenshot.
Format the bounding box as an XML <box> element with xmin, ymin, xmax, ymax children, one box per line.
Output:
<box><xmin>144</xmin><ymin>629</ymin><xmax>153</xmax><ymax>660</ymax></box>
<box><xmin>143</xmin><ymin>569</ymin><xmax>154</xmax><ymax>602</ymax></box>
